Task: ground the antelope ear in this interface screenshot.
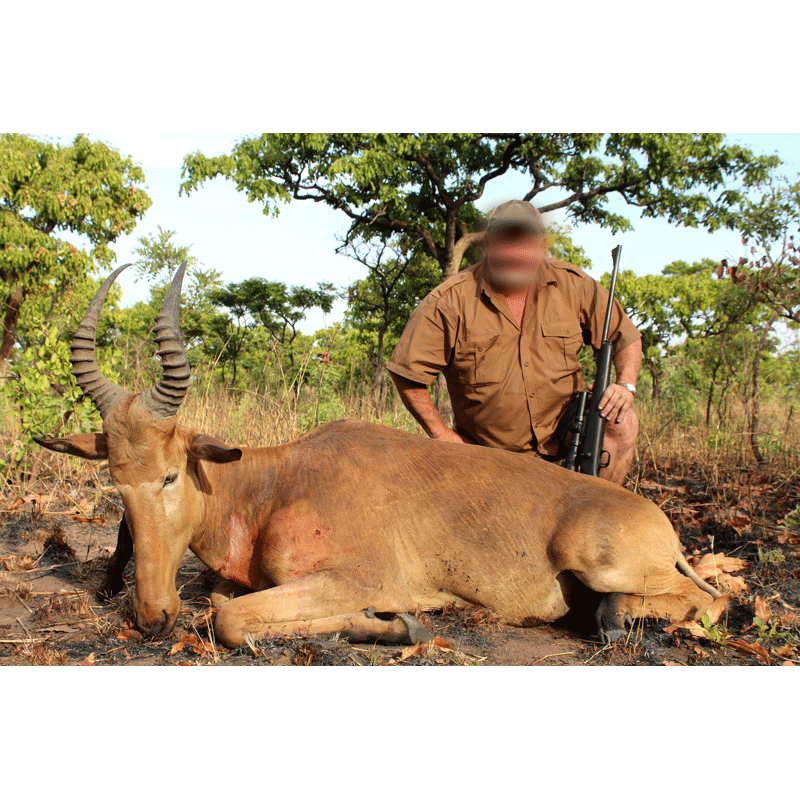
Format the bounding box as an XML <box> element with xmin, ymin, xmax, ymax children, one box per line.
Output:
<box><xmin>33</xmin><ymin>433</ymin><xmax>109</xmax><ymax>460</ymax></box>
<box><xmin>188</xmin><ymin>434</ymin><xmax>242</xmax><ymax>463</ymax></box>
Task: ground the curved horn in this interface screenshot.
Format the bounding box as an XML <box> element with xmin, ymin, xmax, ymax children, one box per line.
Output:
<box><xmin>70</xmin><ymin>264</ymin><xmax>132</xmax><ymax>419</ymax></box>
<box><xmin>140</xmin><ymin>260</ymin><xmax>192</xmax><ymax>418</ymax></box>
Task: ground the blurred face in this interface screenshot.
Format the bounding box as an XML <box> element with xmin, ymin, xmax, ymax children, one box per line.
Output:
<box><xmin>484</xmin><ymin>225</ymin><xmax>548</xmax><ymax>289</ymax></box>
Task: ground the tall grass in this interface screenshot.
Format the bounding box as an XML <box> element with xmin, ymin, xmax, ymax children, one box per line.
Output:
<box><xmin>2</xmin><ymin>374</ymin><xmax>798</xmax><ymax>490</ymax></box>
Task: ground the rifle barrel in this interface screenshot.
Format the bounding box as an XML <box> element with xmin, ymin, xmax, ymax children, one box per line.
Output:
<box><xmin>601</xmin><ymin>245</ymin><xmax>622</xmax><ymax>343</ymax></box>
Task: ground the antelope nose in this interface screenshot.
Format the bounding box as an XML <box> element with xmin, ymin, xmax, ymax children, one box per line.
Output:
<box><xmin>136</xmin><ymin>609</ymin><xmax>169</xmax><ymax>638</ymax></box>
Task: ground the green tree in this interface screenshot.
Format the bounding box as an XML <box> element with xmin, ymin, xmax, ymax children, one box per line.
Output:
<box><xmin>0</xmin><ymin>133</ymin><xmax>151</xmax><ymax>365</ymax></box>
<box><xmin>180</xmin><ymin>133</ymin><xmax>776</xmax><ymax>282</ymax></box>
<box><xmin>132</xmin><ymin>225</ymin><xmax>201</xmax><ymax>283</ymax></box>
<box><xmin>615</xmin><ymin>258</ymin><xmax>765</xmax><ymax>423</ymax></box>
<box><xmin>719</xmin><ymin>174</ymin><xmax>800</xmax><ymax>460</ymax></box>
<box><xmin>342</xmin><ymin>238</ymin><xmax>439</xmax><ymax>395</ymax></box>
<box><xmin>615</xmin><ymin>259</ymin><xmax>751</xmax><ymax>403</ymax></box>
<box><xmin>208</xmin><ymin>278</ymin><xmax>336</xmax><ymax>384</ymax></box>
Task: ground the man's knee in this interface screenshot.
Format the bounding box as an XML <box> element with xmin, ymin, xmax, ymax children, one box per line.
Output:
<box><xmin>605</xmin><ymin>408</ymin><xmax>639</xmax><ymax>446</ymax></box>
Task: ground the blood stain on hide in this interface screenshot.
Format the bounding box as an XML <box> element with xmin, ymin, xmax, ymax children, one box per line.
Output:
<box><xmin>264</xmin><ymin>504</ymin><xmax>334</xmax><ymax>581</ymax></box>
<box><xmin>219</xmin><ymin>512</ymin><xmax>262</xmax><ymax>589</ymax></box>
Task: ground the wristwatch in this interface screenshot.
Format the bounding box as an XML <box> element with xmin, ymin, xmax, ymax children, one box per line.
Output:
<box><xmin>617</xmin><ymin>382</ymin><xmax>637</xmax><ymax>395</ymax></box>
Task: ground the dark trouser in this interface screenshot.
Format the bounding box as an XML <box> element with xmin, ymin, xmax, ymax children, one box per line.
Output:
<box><xmin>549</xmin><ymin>392</ymin><xmax>589</xmax><ymax>463</ymax></box>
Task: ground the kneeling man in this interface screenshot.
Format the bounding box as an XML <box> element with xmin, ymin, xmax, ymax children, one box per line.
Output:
<box><xmin>386</xmin><ymin>200</ymin><xmax>642</xmax><ymax>486</ymax></box>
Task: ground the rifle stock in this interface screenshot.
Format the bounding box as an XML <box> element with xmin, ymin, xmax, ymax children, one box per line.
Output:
<box><xmin>565</xmin><ymin>245</ymin><xmax>622</xmax><ymax>477</ymax></box>
<box><xmin>574</xmin><ymin>342</ymin><xmax>612</xmax><ymax>475</ymax></box>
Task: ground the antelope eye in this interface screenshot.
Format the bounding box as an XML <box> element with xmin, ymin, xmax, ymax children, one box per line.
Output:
<box><xmin>163</xmin><ymin>472</ymin><xmax>178</xmax><ymax>487</ymax></box>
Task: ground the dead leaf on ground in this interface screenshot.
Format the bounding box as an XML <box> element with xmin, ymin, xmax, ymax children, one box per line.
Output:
<box><xmin>399</xmin><ymin>643</ymin><xmax>425</xmax><ymax>662</ymax></box>
<box><xmin>1</xmin><ymin>554</ymin><xmax>37</xmax><ymax>572</ymax></box>
<box><xmin>778</xmin><ymin>611</ymin><xmax>800</xmax><ymax>627</ymax></box>
<box><xmin>116</xmin><ymin>628</ymin><xmax>143</xmax><ymax>642</ymax></box>
<box><xmin>168</xmin><ymin>634</ymin><xmax>211</xmax><ymax>656</ymax></box>
<box><xmin>690</xmin><ymin>553</ymin><xmax>748</xmax><ymax>581</ymax></box>
<box><xmin>80</xmin><ymin>653</ymin><xmax>96</xmax><ymax>666</ymax></box>
<box><xmin>717</xmin><ymin>574</ymin><xmax>747</xmax><ymax>595</ymax></box>
<box><xmin>775</xmin><ymin>644</ymin><xmax>797</xmax><ymax>659</ymax></box>
<box><xmin>168</xmin><ymin>640</ymin><xmax>186</xmax><ymax>657</ymax></box>
<box><xmin>754</xmin><ymin>596</ymin><xmax>772</xmax><ymax>623</ymax></box>
<box><xmin>70</xmin><ymin>515</ymin><xmax>106</xmax><ymax>524</ymax></box>
<box><xmin>704</xmin><ymin>594</ymin><xmax>732</xmax><ymax>625</ymax></box>
<box><xmin>725</xmin><ymin>638</ymin><xmax>772</xmax><ymax>665</ymax></box>
<box><xmin>398</xmin><ymin>636</ymin><xmax>454</xmax><ymax>662</ymax></box>
<box><xmin>663</xmin><ymin>620</ymin><xmax>708</xmax><ymax>639</ymax></box>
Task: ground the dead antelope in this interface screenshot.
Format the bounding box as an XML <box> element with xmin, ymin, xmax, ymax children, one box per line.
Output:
<box><xmin>35</xmin><ymin>263</ymin><xmax>721</xmax><ymax>647</ymax></box>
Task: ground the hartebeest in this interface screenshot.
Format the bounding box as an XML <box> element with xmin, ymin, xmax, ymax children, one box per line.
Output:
<box><xmin>35</xmin><ymin>263</ymin><xmax>722</xmax><ymax>648</ymax></box>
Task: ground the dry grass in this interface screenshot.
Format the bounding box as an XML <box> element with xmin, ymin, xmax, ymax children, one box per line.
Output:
<box><xmin>13</xmin><ymin>641</ymin><xmax>68</xmax><ymax>666</ymax></box>
<box><xmin>4</xmin><ymin>381</ymin><xmax>799</xmax><ymax>500</ymax></box>
<box><xmin>177</xmin><ymin>382</ymin><xmax>424</xmax><ymax>448</ymax></box>
<box><xmin>32</xmin><ymin>591</ymin><xmax>91</xmax><ymax>622</ymax></box>
<box><xmin>635</xmin><ymin>395</ymin><xmax>800</xmax><ymax>479</ymax></box>
<box><xmin>440</xmin><ymin>602</ymin><xmax>503</xmax><ymax>630</ymax></box>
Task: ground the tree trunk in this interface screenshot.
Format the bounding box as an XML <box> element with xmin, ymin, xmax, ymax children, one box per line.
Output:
<box><xmin>705</xmin><ymin>362</ymin><xmax>720</xmax><ymax>427</ymax></box>
<box><xmin>749</xmin><ymin>313</ymin><xmax>778</xmax><ymax>464</ymax></box>
<box><xmin>371</xmin><ymin>322</ymin><xmax>387</xmax><ymax>400</ymax></box>
<box><xmin>441</xmin><ymin>229</ymin><xmax>484</xmax><ymax>281</ymax></box>
<box><xmin>0</xmin><ymin>283</ymin><xmax>23</xmax><ymax>367</ymax></box>
<box><xmin>648</xmin><ymin>364</ymin><xmax>662</xmax><ymax>403</ymax></box>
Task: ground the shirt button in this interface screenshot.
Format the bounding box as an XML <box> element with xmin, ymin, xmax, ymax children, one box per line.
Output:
<box><xmin>524</xmin><ymin>362</ymin><xmax>529</xmax><ymax>367</ymax></box>
<box><xmin>478</xmin><ymin>347</ymin><xmax>482</xmax><ymax>351</ymax></box>
<box><xmin>530</xmin><ymin>392</ymin><xmax>535</xmax><ymax>397</ymax></box>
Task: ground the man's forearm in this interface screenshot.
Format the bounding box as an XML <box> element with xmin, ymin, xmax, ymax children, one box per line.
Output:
<box><xmin>613</xmin><ymin>338</ymin><xmax>643</xmax><ymax>386</ymax></box>
<box><xmin>388</xmin><ymin>372</ymin><xmax>450</xmax><ymax>438</ymax></box>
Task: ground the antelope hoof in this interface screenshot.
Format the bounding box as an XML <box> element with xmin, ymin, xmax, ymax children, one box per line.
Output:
<box><xmin>97</xmin><ymin>575</ymin><xmax>125</xmax><ymax>603</ymax></box>
<box><xmin>596</xmin><ymin>599</ymin><xmax>632</xmax><ymax>644</ymax></box>
<box><xmin>398</xmin><ymin>613</ymin><xmax>433</xmax><ymax>645</ymax></box>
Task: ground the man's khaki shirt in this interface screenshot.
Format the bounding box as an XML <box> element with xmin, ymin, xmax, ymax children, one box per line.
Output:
<box><xmin>387</xmin><ymin>258</ymin><xmax>641</xmax><ymax>457</ymax></box>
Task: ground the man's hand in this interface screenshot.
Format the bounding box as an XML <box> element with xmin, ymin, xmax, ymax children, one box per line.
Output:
<box><xmin>432</xmin><ymin>428</ymin><xmax>468</xmax><ymax>445</ymax></box>
<box><xmin>596</xmin><ymin>382</ymin><xmax>635</xmax><ymax>423</ymax></box>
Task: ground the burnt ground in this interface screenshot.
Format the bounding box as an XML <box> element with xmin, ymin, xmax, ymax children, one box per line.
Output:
<box><xmin>1</xmin><ymin>460</ymin><xmax>799</xmax><ymax>667</ymax></box>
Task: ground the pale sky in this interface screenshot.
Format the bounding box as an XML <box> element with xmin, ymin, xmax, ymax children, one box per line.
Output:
<box><xmin>46</xmin><ymin>132</ymin><xmax>800</xmax><ymax>332</ymax></box>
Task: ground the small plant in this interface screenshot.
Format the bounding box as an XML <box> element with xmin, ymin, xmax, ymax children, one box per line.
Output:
<box><xmin>757</xmin><ymin>545</ymin><xmax>786</xmax><ymax>566</ymax></box>
<box><xmin>780</xmin><ymin>505</ymin><xmax>800</xmax><ymax>530</ymax></box>
<box><xmin>700</xmin><ymin>614</ymin><xmax>730</xmax><ymax>644</ymax></box>
<box><xmin>752</xmin><ymin>615</ymin><xmax>794</xmax><ymax>647</ymax></box>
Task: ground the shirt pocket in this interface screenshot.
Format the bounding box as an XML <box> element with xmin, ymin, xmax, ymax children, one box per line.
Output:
<box><xmin>540</xmin><ymin>321</ymin><xmax>584</xmax><ymax>373</ymax></box>
<box><xmin>454</xmin><ymin>335</ymin><xmax>505</xmax><ymax>386</ymax></box>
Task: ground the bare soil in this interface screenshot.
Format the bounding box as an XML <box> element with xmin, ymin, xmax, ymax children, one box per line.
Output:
<box><xmin>1</xmin><ymin>460</ymin><xmax>798</xmax><ymax>667</ymax></box>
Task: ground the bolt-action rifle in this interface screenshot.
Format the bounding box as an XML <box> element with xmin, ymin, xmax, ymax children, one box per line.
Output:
<box><xmin>564</xmin><ymin>245</ymin><xmax>622</xmax><ymax>477</ymax></box>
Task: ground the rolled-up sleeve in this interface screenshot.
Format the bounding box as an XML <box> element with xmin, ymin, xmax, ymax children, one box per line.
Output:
<box><xmin>387</xmin><ymin>290</ymin><xmax>458</xmax><ymax>386</ymax></box>
<box><xmin>582</xmin><ymin>276</ymin><xmax>640</xmax><ymax>354</ymax></box>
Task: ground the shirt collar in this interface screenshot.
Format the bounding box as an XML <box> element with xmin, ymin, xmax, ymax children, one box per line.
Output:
<box><xmin>476</xmin><ymin>258</ymin><xmax>554</xmax><ymax>300</ymax></box>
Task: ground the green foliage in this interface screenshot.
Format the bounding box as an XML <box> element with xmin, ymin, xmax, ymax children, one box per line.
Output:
<box><xmin>781</xmin><ymin>506</ymin><xmax>800</xmax><ymax>531</ymax></box>
<box><xmin>181</xmin><ymin>133</ymin><xmax>776</xmax><ymax>279</ymax></box>
<box><xmin>189</xmin><ymin>277</ymin><xmax>338</xmax><ymax>387</ymax></box>
<box><xmin>700</xmin><ymin>615</ymin><xmax>730</xmax><ymax>644</ymax></box>
<box><xmin>720</xmin><ymin>174</ymin><xmax>800</xmax><ymax>324</ymax></box>
<box><xmin>0</xmin><ymin>284</ymin><xmax>125</xmax><ymax>475</ymax></box>
<box><xmin>0</xmin><ymin>133</ymin><xmax>151</xmax><ymax>361</ymax></box>
<box><xmin>547</xmin><ymin>222</ymin><xmax>593</xmax><ymax>271</ymax></box>
<box><xmin>752</xmin><ymin>614</ymin><xmax>794</xmax><ymax>647</ymax></box>
<box><xmin>133</xmin><ymin>225</ymin><xmax>201</xmax><ymax>282</ymax></box>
